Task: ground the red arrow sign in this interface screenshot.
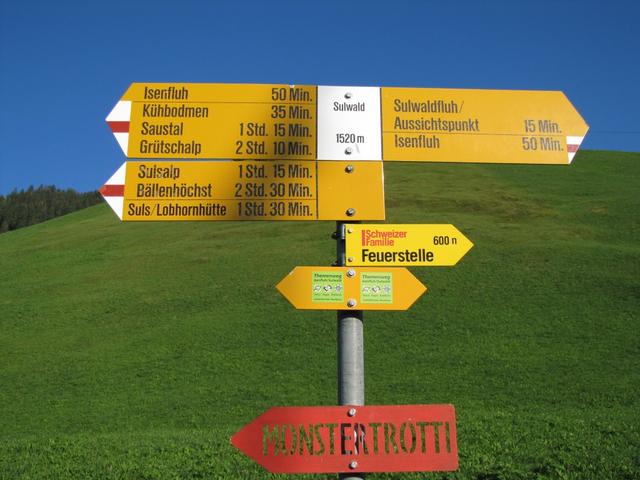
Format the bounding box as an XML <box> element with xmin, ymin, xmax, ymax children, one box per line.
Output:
<box><xmin>231</xmin><ymin>404</ymin><xmax>458</xmax><ymax>474</ymax></box>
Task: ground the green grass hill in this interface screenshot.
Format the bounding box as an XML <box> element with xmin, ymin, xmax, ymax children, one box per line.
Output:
<box><xmin>1</xmin><ymin>151</ymin><xmax>638</xmax><ymax>479</ymax></box>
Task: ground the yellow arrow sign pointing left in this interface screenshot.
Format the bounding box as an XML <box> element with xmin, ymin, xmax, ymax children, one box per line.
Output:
<box><xmin>99</xmin><ymin>160</ymin><xmax>385</xmax><ymax>221</ymax></box>
<box><xmin>276</xmin><ymin>266</ymin><xmax>426</xmax><ymax>311</ymax></box>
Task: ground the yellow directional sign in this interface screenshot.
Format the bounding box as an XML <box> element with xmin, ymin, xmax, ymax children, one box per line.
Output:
<box><xmin>99</xmin><ymin>161</ymin><xmax>385</xmax><ymax>221</ymax></box>
<box><xmin>381</xmin><ymin>88</ymin><xmax>588</xmax><ymax>164</ymax></box>
<box><xmin>107</xmin><ymin>83</ymin><xmax>317</xmax><ymax>159</ymax></box>
<box><xmin>276</xmin><ymin>266</ymin><xmax>426</xmax><ymax>311</ymax></box>
<box><xmin>345</xmin><ymin>224</ymin><xmax>473</xmax><ymax>266</ymax></box>
<box><xmin>107</xmin><ymin>83</ymin><xmax>588</xmax><ymax>164</ymax></box>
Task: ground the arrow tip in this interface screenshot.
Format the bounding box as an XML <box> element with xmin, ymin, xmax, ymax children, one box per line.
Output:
<box><xmin>566</xmin><ymin>135</ymin><xmax>585</xmax><ymax>164</ymax></box>
<box><xmin>275</xmin><ymin>268</ymin><xmax>298</xmax><ymax>307</ymax></box>
<box><xmin>106</xmin><ymin>101</ymin><xmax>131</xmax><ymax>155</ymax></box>
<box><xmin>230</xmin><ymin>419</ymin><xmax>270</xmax><ymax>471</ymax></box>
<box><xmin>100</xmin><ymin>163</ymin><xmax>126</xmax><ymax>220</ymax></box>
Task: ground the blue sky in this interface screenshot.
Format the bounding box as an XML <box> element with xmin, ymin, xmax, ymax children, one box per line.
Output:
<box><xmin>1</xmin><ymin>0</ymin><xmax>638</xmax><ymax>194</ymax></box>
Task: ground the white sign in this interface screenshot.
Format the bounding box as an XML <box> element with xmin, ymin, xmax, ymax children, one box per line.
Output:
<box><xmin>317</xmin><ymin>86</ymin><xmax>382</xmax><ymax>161</ymax></box>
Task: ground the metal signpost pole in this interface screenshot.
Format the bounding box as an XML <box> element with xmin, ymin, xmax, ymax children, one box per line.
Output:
<box><xmin>336</xmin><ymin>221</ymin><xmax>365</xmax><ymax>480</ymax></box>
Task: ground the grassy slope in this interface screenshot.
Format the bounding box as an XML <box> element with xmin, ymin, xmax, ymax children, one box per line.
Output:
<box><xmin>0</xmin><ymin>151</ymin><xmax>638</xmax><ymax>479</ymax></box>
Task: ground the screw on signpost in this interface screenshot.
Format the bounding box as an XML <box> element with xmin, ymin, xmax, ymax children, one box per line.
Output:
<box><xmin>336</xmin><ymin>220</ymin><xmax>365</xmax><ymax>480</ymax></box>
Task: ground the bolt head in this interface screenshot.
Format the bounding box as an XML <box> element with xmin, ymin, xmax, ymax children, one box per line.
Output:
<box><xmin>348</xmin><ymin>408</ymin><xmax>357</xmax><ymax>417</ymax></box>
<box><xmin>346</xmin><ymin>208</ymin><xmax>355</xmax><ymax>217</ymax></box>
<box><xmin>347</xmin><ymin>228</ymin><xmax>353</xmax><ymax>234</ymax></box>
<box><xmin>347</xmin><ymin>299</ymin><xmax>357</xmax><ymax>308</ymax></box>
<box><xmin>345</xmin><ymin>147</ymin><xmax>353</xmax><ymax>155</ymax></box>
<box><xmin>347</xmin><ymin>256</ymin><xmax>354</xmax><ymax>262</ymax></box>
<box><xmin>349</xmin><ymin>461</ymin><xmax>358</xmax><ymax>469</ymax></box>
<box><xmin>346</xmin><ymin>269</ymin><xmax>356</xmax><ymax>278</ymax></box>
<box><xmin>345</xmin><ymin>92</ymin><xmax>352</xmax><ymax>99</ymax></box>
<box><xmin>345</xmin><ymin>164</ymin><xmax>354</xmax><ymax>173</ymax></box>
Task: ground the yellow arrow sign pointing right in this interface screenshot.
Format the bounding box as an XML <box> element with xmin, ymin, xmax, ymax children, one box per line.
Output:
<box><xmin>345</xmin><ymin>224</ymin><xmax>473</xmax><ymax>267</ymax></box>
<box><xmin>381</xmin><ymin>88</ymin><xmax>588</xmax><ymax>164</ymax></box>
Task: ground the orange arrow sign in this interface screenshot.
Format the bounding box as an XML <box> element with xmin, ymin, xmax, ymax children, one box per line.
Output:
<box><xmin>276</xmin><ymin>266</ymin><xmax>426</xmax><ymax>311</ymax></box>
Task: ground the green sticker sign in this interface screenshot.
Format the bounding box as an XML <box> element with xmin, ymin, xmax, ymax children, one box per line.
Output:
<box><xmin>361</xmin><ymin>272</ymin><xmax>393</xmax><ymax>304</ymax></box>
<box><xmin>312</xmin><ymin>271</ymin><xmax>344</xmax><ymax>303</ymax></box>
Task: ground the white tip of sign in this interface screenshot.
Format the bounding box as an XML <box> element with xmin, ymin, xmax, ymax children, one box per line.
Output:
<box><xmin>106</xmin><ymin>101</ymin><xmax>131</xmax><ymax>155</ymax></box>
<box><xmin>566</xmin><ymin>136</ymin><xmax>585</xmax><ymax>164</ymax></box>
<box><xmin>106</xmin><ymin>101</ymin><xmax>131</xmax><ymax>122</ymax></box>
<box><xmin>106</xmin><ymin>163</ymin><xmax>126</xmax><ymax>185</ymax></box>
<box><xmin>113</xmin><ymin>132</ymin><xmax>129</xmax><ymax>155</ymax></box>
<box><xmin>99</xmin><ymin>163</ymin><xmax>126</xmax><ymax>220</ymax></box>
<box><xmin>104</xmin><ymin>196</ymin><xmax>124</xmax><ymax>220</ymax></box>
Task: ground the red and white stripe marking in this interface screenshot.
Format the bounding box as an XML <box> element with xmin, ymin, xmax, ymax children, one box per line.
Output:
<box><xmin>566</xmin><ymin>136</ymin><xmax>584</xmax><ymax>164</ymax></box>
<box><xmin>99</xmin><ymin>163</ymin><xmax>126</xmax><ymax>220</ymax></box>
<box><xmin>106</xmin><ymin>101</ymin><xmax>131</xmax><ymax>155</ymax></box>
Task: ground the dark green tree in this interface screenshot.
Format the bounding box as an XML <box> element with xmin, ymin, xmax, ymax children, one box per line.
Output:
<box><xmin>0</xmin><ymin>185</ymin><xmax>102</xmax><ymax>233</ymax></box>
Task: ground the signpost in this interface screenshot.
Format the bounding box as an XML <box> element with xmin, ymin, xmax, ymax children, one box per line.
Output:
<box><xmin>344</xmin><ymin>224</ymin><xmax>474</xmax><ymax>266</ymax></box>
<box><xmin>107</xmin><ymin>83</ymin><xmax>588</xmax><ymax>164</ymax></box>
<box><xmin>101</xmin><ymin>80</ymin><xmax>588</xmax><ymax>478</ymax></box>
<box><xmin>230</xmin><ymin>404</ymin><xmax>458</xmax><ymax>474</ymax></box>
<box><xmin>99</xmin><ymin>161</ymin><xmax>385</xmax><ymax>221</ymax></box>
<box><xmin>276</xmin><ymin>266</ymin><xmax>426</xmax><ymax>311</ymax></box>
